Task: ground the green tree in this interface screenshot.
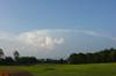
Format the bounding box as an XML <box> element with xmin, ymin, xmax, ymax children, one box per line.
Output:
<box><xmin>14</xmin><ymin>50</ymin><xmax>20</xmax><ymax>60</ymax></box>
<box><xmin>68</xmin><ymin>53</ymin><xmax>86</xmax><ymax>64</ymax></box>
<box><xmin>68</xmin><ymin>53</ymin><xmax>78</xmax><ymax>64</ymax></box>
<box><xmin>0</xmin><ymin>48</ymin><xmax>5</xmax><ymax>59</ymax></box>
<box><xmin>109</xmin><ymin>48</ymin><xmax>116</xmax><ymax>62</ymax></box>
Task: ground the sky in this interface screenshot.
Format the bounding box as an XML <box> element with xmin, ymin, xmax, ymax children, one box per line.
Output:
<box><xmin>0</xmin><ymin>0</ymin><xmax>116</xmax><ymax>59</ymax></box>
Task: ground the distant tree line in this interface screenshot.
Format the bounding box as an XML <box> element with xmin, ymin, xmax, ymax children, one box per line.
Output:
<box><xmin>0</xmin><ymin>48</ymin><xmax>116</xmax><ymax>65</ymax></box>
<box><xmin>68</xmin><ymin>48</ymin><xmax>116</xmax><ymax>64</ymax></box>
<box><xmin>0</xmin><ymin>49</ymin><xmax>40</xmax><ymax>65</ymax></box>
<box><xmin>0</xmin><ymin>49</ymin><xmax>66</xmax><ymax>65</ymax></box>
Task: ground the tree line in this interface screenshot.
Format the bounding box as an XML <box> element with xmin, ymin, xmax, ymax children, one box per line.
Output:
<box><xmin>0</xmin><ymin>49</ymin><xmax>66</xmax><ymax>65</ymax></box>
<box><xmin>68</xmin><ymin>48</ymin><xmax>116</xmax><ymax>64</ymax></box>
<box><xmin>0</xmin><ymin>49</ymin><xmax>39</xmax><ymax>65</ymax></box>
<box><xmin>0</xmin><ymin>48</ymin><xmax>116</xmax><ymax>65</ymax></box>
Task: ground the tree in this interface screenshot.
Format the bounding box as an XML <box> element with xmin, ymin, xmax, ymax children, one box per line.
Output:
<box><xmin>5</xmin><ymin>57</ymin><xmax>14</xmax><ymax>65</ymax></box>
<box><xmin>14</xmin><ymin>50</ymin><xmax>20</xmax><ymax>60</ymax></box>
<box><xmin>0</xmin><ymin>48</ymin><xmax>5</xmax><ymax>59</ymax></box>
<box><xmin>17</xmin><ymin>57</ymin><xmax>38</xmax><ymax>65</ymax></box>
<box><xmin>86</xmin><ymin>53</ymin><xmax>94</xmax><ymax>63</ymax></box>
<box><xmin>68</xmin><ymin>53</ymin><xmax>78</xmax><ymax>64</ymax></box>
<box><xmin>68</xmin><ymin>53</ymin><xmax>86</xmax><ymax>64</ymax></box>
<box><xmin>109</xmin><ymin>48</ymin><xmax>116</xmax><ymax>62</ymax></box>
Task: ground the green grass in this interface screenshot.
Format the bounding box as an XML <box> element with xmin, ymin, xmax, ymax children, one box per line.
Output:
<box><xmin>0</xmin><ymin>63</ymin><xmax>116</xmax><ymax>76</ymax></box>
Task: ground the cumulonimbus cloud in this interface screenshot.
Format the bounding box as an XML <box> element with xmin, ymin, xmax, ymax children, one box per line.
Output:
<box><xmin>18</xmin><ymin>30</ymin><xmax>64</xmax><ymax>49</ymax></box>
<box><xmin>0</xmin><ymin>29</ymin><xmax>115</xmax><ymax>46</ymax></box>
<box><xmin>0</xmin><ymin>29</ymin><xmax>115</xmax><ymax>58</ymax></box>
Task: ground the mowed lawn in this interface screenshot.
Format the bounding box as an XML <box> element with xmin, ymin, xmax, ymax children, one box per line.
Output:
<box><xmin>0</xmin><ymin>63</ymin><xmax>116</xmax><ymax>76</ymax></box>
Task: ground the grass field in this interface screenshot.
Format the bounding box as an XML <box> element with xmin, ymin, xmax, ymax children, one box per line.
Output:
<box><xmin>0</xmin><ymin>63</ymin><xmax>116</xmax><ymax>76</ymax></box>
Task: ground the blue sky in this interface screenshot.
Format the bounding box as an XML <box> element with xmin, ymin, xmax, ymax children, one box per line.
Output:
<box><xmin>0</xmin><ymin>0</ymin><xmax>116</xmax><ymax>32</ymax></box>
<box><xmin>0</xmin><ymin>0</ymin><xmax>116</xmax><ymax>58</ymax></box>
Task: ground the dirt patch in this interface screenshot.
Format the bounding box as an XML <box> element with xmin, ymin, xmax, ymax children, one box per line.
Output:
<box><xmin>0</xmin><ymin>70</ymin><xmax>33</xmax><ymax>76</ymax></box>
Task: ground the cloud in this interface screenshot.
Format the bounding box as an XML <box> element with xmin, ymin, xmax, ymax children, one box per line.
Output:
<box><xmin>0</xmin><ymin>29</ymin><xmax>115</xmax><ymax>48</ymax></box>
<box><xmin>17</xmin><ymin>30</ymin><xmax>64</xmax><ymax>49</ymax></box>
<box><xmin>0</xmin><ymin>29</ymin><xmax>115</xmax><ymax>58</ymax></box>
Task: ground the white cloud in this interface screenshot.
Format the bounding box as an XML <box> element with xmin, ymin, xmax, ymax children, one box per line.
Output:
<box><xmin>0</xmin><ymin>29</ymin><xmax>115</xmax><ymax>58</ymax></box>
<box><xmin>0</xmin><ymin>29</ymin><xmax>115</xmax><ymax>48</ymax></box>
<box><xmin>18</xmin><ymin>30</ymin><xmax>64</xmax><ymax>49</ymax></box>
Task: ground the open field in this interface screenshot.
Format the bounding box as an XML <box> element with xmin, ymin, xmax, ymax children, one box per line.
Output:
<box><xmin>0</xmin><ymin>63</ymin><xmax>116</xmax><ymax>76</ymax></box>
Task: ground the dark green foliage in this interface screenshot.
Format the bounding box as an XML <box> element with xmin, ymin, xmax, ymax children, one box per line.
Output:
<box><xmin>0</xmin><ymin>48</ymin><xmax>4</xmax><ymax>59</ymax></box>
<box><xmin>5</xmin><ymin>57</ymin><xmax>14</xmax><ymax>65</ymax></box>
<box><xmin>16</xmin><ymin>57</ymin><xmax>38</xmax><ymax>65</ymax></box>
<box><xmin>44</xmin><ymin>59</ymin><xmax>66</xmax><ymax>64</ymax></box>
<box><xmin>68</xmin><ymin>48</ymin><xmax>116</xmax><ymax>64</ymax></box>
<box><xmin>14</xmin><ymin>50</ymin><xmax>20</xmax><ymax>61</ymax></box>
